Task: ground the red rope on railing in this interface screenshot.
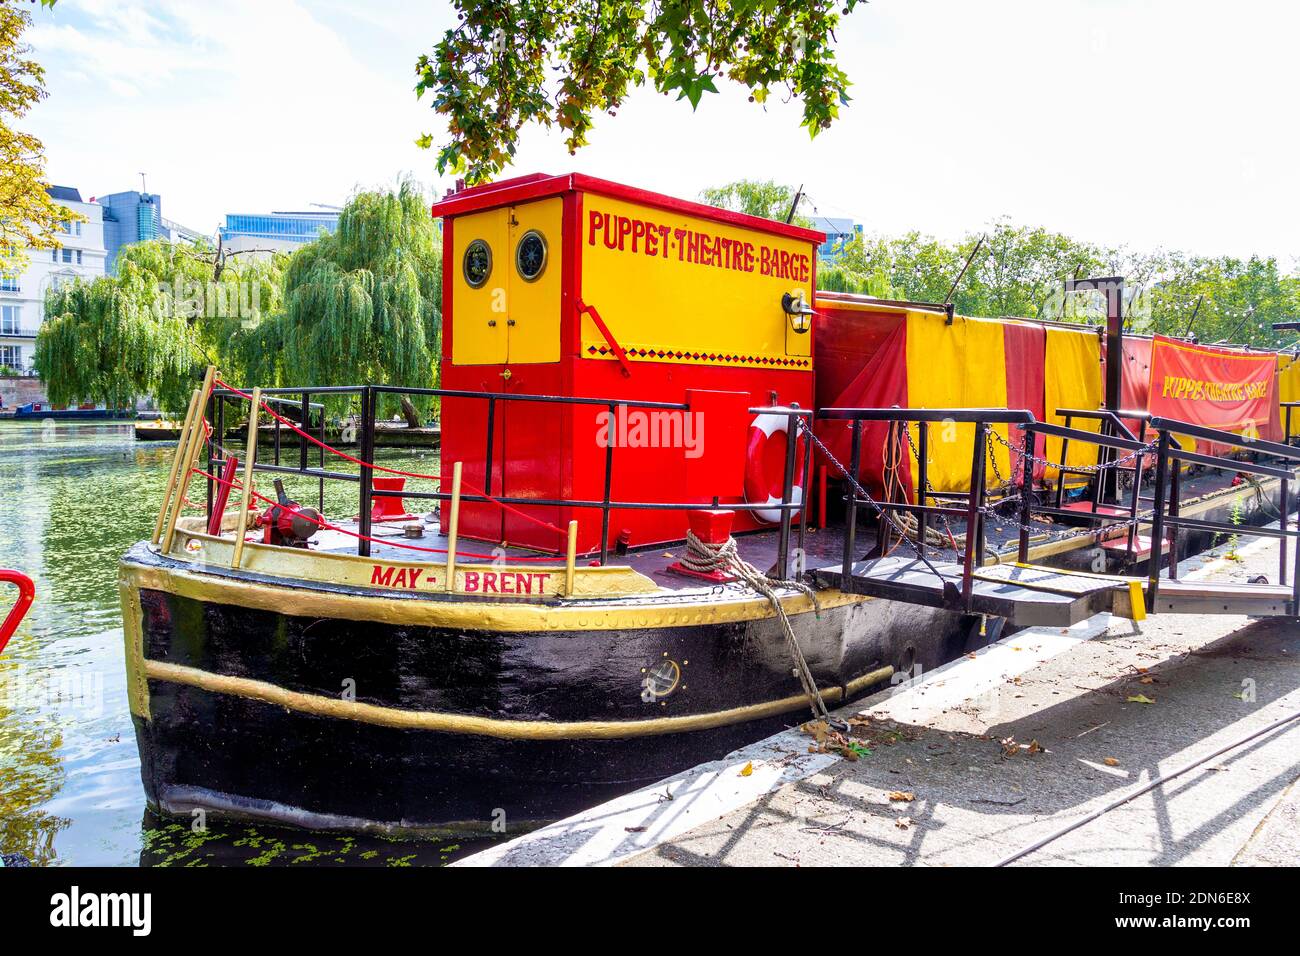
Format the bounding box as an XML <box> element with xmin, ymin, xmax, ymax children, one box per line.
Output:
<box><xmin>190</xmin><ymin>466</ymin><xmax>564</xmax><ymax>563</ymax></box>
<box><xmin>212</xmin><ymin>378</ymin><xmax>566</xmax><ymax>538</ymax></box>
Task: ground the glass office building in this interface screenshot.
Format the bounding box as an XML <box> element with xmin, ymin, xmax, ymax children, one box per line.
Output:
<box><xmin>219</xmin><ymin>211</ymin><xmax>339</xmax><ymax>253</ymax></box>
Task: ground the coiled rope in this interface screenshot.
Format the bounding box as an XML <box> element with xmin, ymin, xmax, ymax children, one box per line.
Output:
<box><xmin>680</xmin><ymin>530</ymin><xmax>835</xmax><ymax>722</ymax></box>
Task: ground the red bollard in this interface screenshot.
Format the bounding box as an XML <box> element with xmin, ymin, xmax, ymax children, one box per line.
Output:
<box><xmin>0</xmin><ymin>570</ymin><xmax>35</xmax><ymax>656</ymax></box>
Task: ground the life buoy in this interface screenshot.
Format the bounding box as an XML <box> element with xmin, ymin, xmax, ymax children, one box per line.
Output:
<box><xmin>744</xmin><ymin>414</ymin><xmax>805</xmax><ymax>524</ymax></box>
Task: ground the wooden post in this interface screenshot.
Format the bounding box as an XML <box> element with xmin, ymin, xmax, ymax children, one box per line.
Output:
<box><xmin>564</xmin><ymin>520</ymin><xmax>579</xmax><ymax>596</ymax></box>
<box><xmin>230</xmin><ymin>387</ymin><xmax>262</xmax><ymax>569</ymax></box>
<box><xmin>444</xmin><ymin>461</ymin><xmax>462</xmax><ymax>591</ymax></box>
<box><xmin>161</xmin><ymin>366</ymin><xmax>217</xmax><ymax>553</ymax></box>
<box><xmin>152</xmin><ymin>386</ymin><xmax>202</xmax><ymax>545</ymax></box>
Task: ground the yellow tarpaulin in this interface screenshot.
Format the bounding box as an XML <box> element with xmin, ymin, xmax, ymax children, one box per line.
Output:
<box><xmin>1043</xmin><ymin>326</ymin><xmax>1103</xmax><ymax>487</ymax></box>
<box><xmin>1278</xmin><ymin>354</ymin><xmax>1300</xmax><ymax>438</ymax></box>
<box><xmin>904</xmin><ymin>313</ymin><xmax>1011</xmax><ymax>494</ymax></box>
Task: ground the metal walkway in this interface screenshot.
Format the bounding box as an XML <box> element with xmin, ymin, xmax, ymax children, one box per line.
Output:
<box><xmin>814</xmin><ymin>558</ymin><xmax>1142</xmax><ymax>627</ymax></box>
<box><xmin>813</xmin><ymin>407</ymin><xmax>1300</xmax><ymax>626</ymax></box>
<box><xmin>816</xmin><ymin>557</ymin><xmax>1299</xmax><ymax>625</ymax></box>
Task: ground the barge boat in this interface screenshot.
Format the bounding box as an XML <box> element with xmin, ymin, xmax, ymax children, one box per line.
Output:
<box><xmin>120</xmin><ymin>173</ymin><xmax>1300</xmax><ymax>835</ymax></box>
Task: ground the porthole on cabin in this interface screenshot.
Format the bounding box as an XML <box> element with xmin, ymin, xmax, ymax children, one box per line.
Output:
<box><xmin>515</xmin><ymin>229</ymin><xmax>547</xmax><ymax>282</ymax></box>
<box><xmin>463</xmin><ymin>239</ymin><xmax>492</xmax><ymax>288</ymax></box>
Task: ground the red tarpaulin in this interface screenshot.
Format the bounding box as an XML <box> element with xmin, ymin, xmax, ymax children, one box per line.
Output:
<box><xmin>814</xmin><ymin>320</ymin><xmax>911</xmax><ymax>499</ymax></box>
<box><xmin>1147</xmin><ymin>335</ymin><xmax>1277</xmax><ymax>439</ymax></box>
<box><xmin>1003</xmin><ymin>322</ymin><xmax>1046</xmax><ymax>483</ymax></box>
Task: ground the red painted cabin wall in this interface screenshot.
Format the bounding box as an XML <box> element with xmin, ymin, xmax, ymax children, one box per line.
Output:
<box><xmin>436</xmin><ymin>178</ymin><xmax>819</xmax><ymax>556</ymax></box>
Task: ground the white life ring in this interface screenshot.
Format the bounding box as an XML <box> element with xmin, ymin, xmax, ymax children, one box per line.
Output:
<box><xmin>744</xmin><ymin>413</ymin><xmax>805</xmax><ymax>524</ymax></box>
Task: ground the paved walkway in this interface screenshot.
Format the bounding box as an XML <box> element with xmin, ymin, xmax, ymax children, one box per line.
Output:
<box><xmin>459</xmin><ymin>531</ymin><xmax>1299</xmax><ymax>867</ymax></box>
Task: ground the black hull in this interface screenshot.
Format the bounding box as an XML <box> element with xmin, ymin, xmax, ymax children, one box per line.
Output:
<box><xmin>123</xmin><ymin>547</ymin><xmax>980</xmax><ymax>834</ymax></box>
<box><xmin>124</xmin><ymin>471</ymin><xmax>1290</xmax><ymax>835</ymax></box>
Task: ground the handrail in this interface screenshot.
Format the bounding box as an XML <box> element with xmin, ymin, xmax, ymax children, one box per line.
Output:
<box><xmin>1148</xmin><ymin>416</ymin><xmax>1300</xmax><ymax>462</ymax></box>
<box><xmin>1026</xmin><ymin>420</ymin><xmax>1148</xmax><ymax>452</ymax></box>
<box><xmin>819</xmin><ymin>407</ymin><xmax>1036</xmax><ymax>424</ymax></box>
<box><xmin>1146</xmin><ymin>418</ymin><xmax>1300</xmax><ymax>614</ymax></box>
<box><xmin>205</xmin><ymin>383</ymin><xmax>811</xmax><ymax>572</ymax></box>
<box><xmin>1052</xmin><ymin>407</ymin><xmax>1140</xmax><ymax>442</ymax></box>
<box><xmin>0</xmin><ymin>569</ymin><xmax>35</xmax><ymax>656</ymax></box>
<box><xmin>814</xmin><ymin>406</ymin><xmax>1032</xmax><ymax>608</ymax></box>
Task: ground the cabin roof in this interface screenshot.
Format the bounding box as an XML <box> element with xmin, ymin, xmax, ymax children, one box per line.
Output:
<box><xmin>430</xmin><ymin>172</ymin><xmax>826</xmax><ymax>244</ymax></box>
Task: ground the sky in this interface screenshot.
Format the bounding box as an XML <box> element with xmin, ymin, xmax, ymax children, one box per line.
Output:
<box><xmin>24</xmin><ymin>0</ymin><xmax>1300</xmax><ymax>264</ymax></box>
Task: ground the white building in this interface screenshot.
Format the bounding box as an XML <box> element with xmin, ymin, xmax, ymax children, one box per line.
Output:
<box><xmin>0</xmin><ymin>186</ymin><xmax>108</xmax><ymax>375</ymax></box>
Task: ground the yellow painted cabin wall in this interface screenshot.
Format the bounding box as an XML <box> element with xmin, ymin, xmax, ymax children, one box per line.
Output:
<box><xmin>580</xmin><ymin>194</ymin><xmax>815</xmax><ymax>370</ymax></box>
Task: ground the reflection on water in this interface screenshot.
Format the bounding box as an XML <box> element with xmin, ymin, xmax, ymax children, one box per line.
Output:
<box><xmin>0</xmin><ymin>420</ymin><xmax>485</xmax><ymax>866</ymax></box>
<box><xmin>137</xmin><ymin>810</ymin><xmax>498</xmax><ymax>867</ymax></box>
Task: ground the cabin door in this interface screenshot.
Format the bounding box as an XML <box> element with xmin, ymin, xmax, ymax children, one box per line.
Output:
<box><xmin>499</xmin><ymin>197</ymin><xmax>565</xmax><ymax>550</ymax></box>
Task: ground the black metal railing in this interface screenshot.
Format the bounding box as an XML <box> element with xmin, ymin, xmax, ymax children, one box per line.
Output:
<box><xmin>1283</xmin><ymin>401</ymin><xmax>1300</xmax><ymax>444</ymax></box>
<box><xmin>816</xmin><ymin>407</ymin><xmax>1035</xmax><ymax>605</ymax></box>
<box><xmin>1018</xmin><ymin>413</ymin><xmax>1151</xmax><ymax>563</ymax></box>
<box><xmin>1146</xmin><ymin>417</ymin><xmax>1300</xmax><ymax>614</ymax></box>
<box><xmin>207</xmin><ymin>384</ymin><xmax>810</xmax><ymax>575</ymax></box>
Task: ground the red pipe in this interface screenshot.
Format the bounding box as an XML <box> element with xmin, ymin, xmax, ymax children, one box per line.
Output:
<box><xmin>818</xmin><ymin>464</ymin><xmax>827</xmax><ymax>529</ymax></box>
<box><xmin>207</xmin><ymin>455</ymin><xmax>239</xmax><ymax>536</ymax></box>
<box><xmin>0</xmin><ymin>570</ymin><xmax>35</xmax><ymax>656</ymax></box>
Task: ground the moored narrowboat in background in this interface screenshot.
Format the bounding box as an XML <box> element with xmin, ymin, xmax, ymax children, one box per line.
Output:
<box><xmin>14</xmin><ymin>401</ymin><xmax>132</xmax><ymax>420</ymax></box>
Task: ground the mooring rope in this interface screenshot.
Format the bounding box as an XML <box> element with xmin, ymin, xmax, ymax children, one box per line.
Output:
<box><xmin>681</xmin><ymin>530</ymin><xmax>835</xmax><ymax>722</ymax></box>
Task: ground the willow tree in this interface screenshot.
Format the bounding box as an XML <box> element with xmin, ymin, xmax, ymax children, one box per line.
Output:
<box><xmin>242</xmin><ymin>180</ymin><xmax>442</xmax><ymax>414</ymax></box>
<box><xmin>35</xmin><ymin>240</ymin><xmax>284</xmax><ymax>411</ymax></box>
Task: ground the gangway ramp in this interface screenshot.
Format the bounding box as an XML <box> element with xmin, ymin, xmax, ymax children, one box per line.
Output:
<box><xmin>816</xmin><ymin>557</ymin><xmax>1299</xmax><ymax>624</ymax></box>
<box><xmin>1148</xmin><ymin>579</ymin><xmax>1295</xmax><ymax>617</ymax></box>
<box><xmin>814</xmin><ymin>557</ymin><xmax>1142</xmax><ymax>627</ymax></box>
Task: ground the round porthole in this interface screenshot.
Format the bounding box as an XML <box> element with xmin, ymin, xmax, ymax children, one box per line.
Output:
<box><xmin>463</xmin><ymin>239</ymin><xmax>492</xmax><ymax>289</ymax></box>
<box><xmin>515</xmin><ymin>230</ymin><xmax>547</xmax><ymax>282</ymax></box>
<box><xmin>642</xmin><ymin>658</ymin><xmax>682</xmax><ymax>699</ymax></box>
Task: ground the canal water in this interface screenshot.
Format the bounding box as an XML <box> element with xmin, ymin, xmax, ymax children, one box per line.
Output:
<box><xmin>0</xmin><ymin>420</ymin><xmax>497</xmax><ymax>866</ymax></box>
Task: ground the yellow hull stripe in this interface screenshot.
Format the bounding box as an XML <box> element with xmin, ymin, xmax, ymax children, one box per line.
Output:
<box><xmin>141</xmin><ymin>659</ymin><xmax>895</xmax><ymax>740</ymax></box>
<box><xmin>120</xmin><ymin>561</ymin><xmax>865</xmax><ymax>632</ymax></box>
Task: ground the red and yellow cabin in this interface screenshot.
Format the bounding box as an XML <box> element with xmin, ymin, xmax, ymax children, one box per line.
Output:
<box><xmin>431</xmin><ymin>173</ymin><xmax>824</xmax><ymax>554</ymax></box>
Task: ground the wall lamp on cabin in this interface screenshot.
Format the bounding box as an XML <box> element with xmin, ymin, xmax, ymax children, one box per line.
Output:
<box><xmin>782</xmin><ymin>289</ymin><xmax>816</xmax><ymax>334</ymax></box>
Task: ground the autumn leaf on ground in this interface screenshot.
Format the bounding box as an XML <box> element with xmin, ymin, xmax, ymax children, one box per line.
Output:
<box><xmin>1025</xmin><ymin>739</ymin><xmax>1043</xmax><ymax>755</ymax></box>
<box><xmin>801</xmin><ymin>720</ymin><xmax>831</xmax><ymax>744</ymax></box>
<box><xmin>739</xmin><ymin>761</ymin><xmax>753</xmax><ymax>777</ymax></box>
<box><xmin>1103</xmin><ymin>757</ymin><xmax>1120</xmax><ymax>767</ymax></box>
<box><xmin>888</xmin><ymin>791</ymin><xmax>915</xmax><ymax>802</ymax></box>
<box><xmin>1139</xmin><ymin>676</ymin><xmax>1155</xmax><ymax>685</ymax></box>
<box><xmin>1126</xmin><ymin>694</ymin><xmax>1156</xmax><ymax>704</ymax></box>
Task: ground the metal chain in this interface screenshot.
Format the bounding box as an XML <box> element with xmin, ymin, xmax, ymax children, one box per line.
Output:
<box><xmin>897</xmin><ymin>423</ymin><xmax>963</xmax><ymax>552</ymax></box>
<box><xmin>989</xmin><ymin>428</ymin><xmax>1157</xmax><ymax>476</ymax></box>
<box><xmin>809</xmin><ymin>419</ymin><xmax>1153</xmax><ymax>554</ymax></box>
<box><xmin>797</xmin><ymin>419</ymin><xmax>954</xmax><ymax>583</ymax></box>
